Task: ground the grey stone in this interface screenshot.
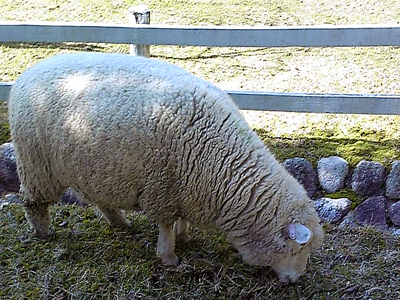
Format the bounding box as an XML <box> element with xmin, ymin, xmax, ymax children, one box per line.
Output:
<box><xmin>386</xmin><ymin>161</ymin><xmax>400</xmax><ymax>199</ymax></box>
<box><xmin>338</xmin><ymin>212</ymin><xmax>357</xmax><ymax>229</ymax></box>
<box><xmin>314</xmin><ymin>197</ymin><xmax>351</xmax><ymax>224</ymax></box>
<box><xmin>343</xmin><ymin>169</ymin><xmax>354</xmax><ymax>189</ymax></box>
<box><xmin>3</xmin><ymin>193</ymin><xmax>22</xmax><ymax>204</ymax></box>
<box><xmin>353</xmin><ymin>195</ymin><xmax>387</xmax><ymax>229</ymax></box>
<box><xmin>388</xmin><ymin>201</ymin><xmax>400</xmax><ymax>226</ymax></box>
<box><xmin>390</xmin><ymin>228</ymin><xmax>400</xmax><ymax>235</ymax></box>
<box><xmin>351</xmin><ymin>160</ymin><xmax>385</xmax><ymax>196</ymax></box>
<box><xmin>317</xmin><ymin>156</ymin><xmax>349</xmax><ymax>193</ymax></box>
<box><xmin>0</xmin><ymin>142</ymin><xmax>20</xmax><ymax>193</ymax></box>
<box><xmin>0</xmin><ymin>193</ymin><xmax>22</xmax><ymax>210</ymax></box>
<box><xmin>60</xmin><ymin>188</ymin><xmax>86</xmax><ymax>206</ymax></box>
<box><xmin>283</xmin><ymin>157</ymin><xmax>318</xmax><ymax>198</ymax></box>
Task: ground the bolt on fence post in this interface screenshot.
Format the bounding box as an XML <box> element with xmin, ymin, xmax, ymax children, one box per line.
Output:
<box><xmin>128</xmin><ymin>5</ymin><xmax>151</xmax><ymax>58</ymax></box>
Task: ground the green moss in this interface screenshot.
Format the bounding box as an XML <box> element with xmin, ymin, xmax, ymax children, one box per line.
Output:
<box><xmin>324</xmin><ymin>189</ymin><xmax>358</xmax><ymax>201</ymax></box>
<box><xmin>323</xmin><ymin>189</ymin><xmax>362</xmax><ymax>210</ymax></box>
<box><xmin>256</xmin><ymin>128</ymin><xmax>400</xmax><ymax>169</ymax></box>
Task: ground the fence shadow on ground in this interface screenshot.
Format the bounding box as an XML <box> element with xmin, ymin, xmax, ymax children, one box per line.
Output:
<box><xmin>153</xmin><ymin>46</ymin><xmax>271</xmax><ymax>60</ymax></box>
<box><xmin>0</xmin><ymin>42</ymin><xmax>107</xmax><ymax>52</ymax></box>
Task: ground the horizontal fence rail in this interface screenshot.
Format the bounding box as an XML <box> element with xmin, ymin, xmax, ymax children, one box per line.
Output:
<box><xmin>2</xmin><ymin>22</ymin><xmax>400</xmax><ymax>47</ymax></box>
<box><xmin>228</xmin><ymin>91</ymin><xmax>400</xmax><ymax>114</ymax></box>
<box><xmin>1</xmin><ymin>82</ymin><xmax>399</xmax><ymax>114</ymax></box>
<box><xmin>1</xmin><ymin>21</ymin><xmax>400</xmax><ymax>114</ymax></box>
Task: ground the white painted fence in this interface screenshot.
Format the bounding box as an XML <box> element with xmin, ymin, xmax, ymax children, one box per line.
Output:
<box><xmin>1</xmin><ymin>21</ymin><xmax>400</xmax><ymax>114</ymax></box>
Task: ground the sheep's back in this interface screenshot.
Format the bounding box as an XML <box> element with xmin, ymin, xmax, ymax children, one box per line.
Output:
<box><xmin>8</xmin><ymin>53</ymin><xmax>249</xmax><ymax>215</ymax></box>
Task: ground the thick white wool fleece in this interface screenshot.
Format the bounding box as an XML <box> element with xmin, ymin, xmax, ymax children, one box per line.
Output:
<box><xmin>9</xmin><ymin>52</ymin><xmax>322</xmax><ymax>266</ymax></box>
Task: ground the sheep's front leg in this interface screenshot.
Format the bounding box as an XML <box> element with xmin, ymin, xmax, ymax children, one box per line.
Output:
<box><xmin>157</xmin><ymin>223</ymin><xmax>179</xmax><ymax>266</ymax></box>
<box><xmin>97</xmin><ymin>205</ymin><xmax>130</xmax><ymax>227</ymax></box>
<box><xmin>174</xmin><ymin>218</ymin><xmax>191</xmax><ymax>243</ymax></box>
<box><xmin>24</xmin><ymin>202</ymin><xmax>52</xmax><ymax>237</ymax></box>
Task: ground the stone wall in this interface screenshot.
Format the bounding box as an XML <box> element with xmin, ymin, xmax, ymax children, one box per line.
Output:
<box><xmin>284</xmin><ymin>156</ymin><xmax>400</xmax><ymax>233</ymax></box>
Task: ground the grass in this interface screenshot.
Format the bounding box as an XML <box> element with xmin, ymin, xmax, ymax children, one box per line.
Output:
<box><xmin>2</xmin><ymin>203</ymin><xmax>400</xmax><ymax>300</ymax></box>
<box><xmin>248</xmin><ymin>112</ymin><xmax>400</xmax><ymax>168</ymax></box>
<box><xmin>2</xmin><ymin>0</ymin><xmax>400</xmax><ymax>299</ymax></box>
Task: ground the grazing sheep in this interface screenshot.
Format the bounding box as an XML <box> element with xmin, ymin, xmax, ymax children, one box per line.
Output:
<box><xmin>9</xmin><ymin>52</ymin><xmax>323</xmax><ymax>283</ymax></box>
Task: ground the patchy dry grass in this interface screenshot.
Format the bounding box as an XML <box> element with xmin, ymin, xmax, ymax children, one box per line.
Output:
<box><xmin>2</xmin><ymin>203</ymin><xmax>400</xmax><ymax>300</ymax></box>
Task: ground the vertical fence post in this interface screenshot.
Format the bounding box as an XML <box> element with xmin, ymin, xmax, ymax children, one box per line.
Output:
<box><xmin>128</xmin><ymin>5</ymin><xmax>151</xmax><ymax>58</ymax></box>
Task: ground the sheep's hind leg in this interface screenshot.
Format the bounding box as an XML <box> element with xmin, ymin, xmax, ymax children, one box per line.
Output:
<box><xmin>174</xmin><ymin>218</ymin><xmax>191</xmax><ymax>243</ymax></box>
<box><xmin>97</xmin><ymin>205</ymin><xmax>130</xmax><ymax>227</ymax></box>
<box><xmin>157</xmin><ymin>223</ymin><xmax>179</xmax><ymax>266</ymax></box>
<box><xmin>21</xmin><ymin>183</ymin><xmax>65</xmax><ymax>237</ymax></box>
<box><xmin>24</xmin><ymin>202</ymin><xmax>52</xmax><ymax>237</ymax></box>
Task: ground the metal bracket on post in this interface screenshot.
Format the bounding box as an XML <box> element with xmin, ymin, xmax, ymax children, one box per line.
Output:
<box><xmin>128</xmin><ymin>5</ymin><xmax>151</xmax><ymax>58</ymax></box>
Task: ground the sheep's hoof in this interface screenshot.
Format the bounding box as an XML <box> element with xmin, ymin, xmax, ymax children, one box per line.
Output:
<box><xmin>33</xmin><ymin>229</ymin><xmax>51</xmax><ymax>238</ymax></box>
<box><xmin>175</xmin><ymin>233</ymin><xmax>191</xmax><ymax>244</ymax></box>
<box><xmin>161</xmin><ymin>253</ymin><xmax>179</xmax><ymax>266</ymax></box>
<box><xmin>109</xmin><ymin>220</ymin><xmax>131</xmax><ymax>228</ymax></box>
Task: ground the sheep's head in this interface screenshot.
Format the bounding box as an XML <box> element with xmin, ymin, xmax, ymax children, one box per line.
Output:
<box><xmin>222</xmin><ymin>162</ymin><xmax>324</xmax><ymax>283</ymax></box>
<box><xmin>230</xmin><ymin>220</ymin><xmax>323</xmax><ymax>284</ymax></box>
<box><xmin>270</xmin><ymin>223</ymin><xmax>314</xmax><ymax>283</ymax></box>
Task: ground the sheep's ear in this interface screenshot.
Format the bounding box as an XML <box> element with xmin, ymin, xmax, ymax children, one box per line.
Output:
<box><xmin>285</xmin><ymin>223</ymin><xmax>312</xmax><ymax>245</ymax></box>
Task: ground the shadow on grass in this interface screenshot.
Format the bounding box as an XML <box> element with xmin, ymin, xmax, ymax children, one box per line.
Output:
<box><xmin>153</xmin><ymin>46</ymin><xmax>271</xmax><ymax>60</ymax></box>
<box><xmin>0</xmin><ymin>42</ymin><xmax>108</xmax><ymax>52</ymax></box>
